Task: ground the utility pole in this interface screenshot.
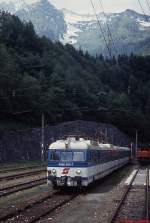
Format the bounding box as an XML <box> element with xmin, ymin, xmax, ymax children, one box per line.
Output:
<box><xmin>105</xmin><ymin>128</ymin><xmax>108</xmax><ymax>143</ymax></box>
<box><xmin>135</xmin><ymin>130</ymin><xmax>138</xmax><ymax>159</ymax></box>
<box><xmin>130</xmin><ymin>142</ymin><xmax>133</xmax><ymax>161</ymax></box>
<box><xmin>41</xmin><ymin>112</ymin><xmax>45</xmax><ymax>164</ymax></box>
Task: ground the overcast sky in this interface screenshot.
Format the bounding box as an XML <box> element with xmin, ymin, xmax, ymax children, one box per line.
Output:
<box><xmin>1</xmin><ymin>0</ymin><xmax>149</xmax><ymax>15</ymax></box>
<box><xmin>49</xmin><ymin>0</ymin><xmax>150</xmax><ymax>14</ymax></box>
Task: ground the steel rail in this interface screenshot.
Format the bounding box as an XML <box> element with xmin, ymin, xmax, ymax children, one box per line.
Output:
<box><xmin>145</xmin><ymin>168</ymin><xmax>149</xmax><ymax>221</ymax></box>
<box><xmin>108</xmin><ymin>168</ymin><xmax>139</xmax><ymax>223</ymax></box>
<box><xmin>0</xmin><ymin>169</ymin><xmax>46</xmax><ymax>181</ymax></box>
<box><xmin>0</xmin><ymin>165</ymin><xmax>45</xmax><ymax>174</ymax></box>
<box><xmin>29</xmin><ymin>194</ymin><xmax>79</xmax><ymax>223</ymax></box>
<box><xmin>0</xmin><ymin>192</ymin><xmax>55</xmax><ymax>222</ymax></box>
<box><xmin>0</xmin><ymin>191</ymin><xmax>80</xmax><ymax>223</ymax></box>
<box><xmin>0</xmin><ymin>177</ymin><xmax>47</xmax><ymax>198</ymax></box>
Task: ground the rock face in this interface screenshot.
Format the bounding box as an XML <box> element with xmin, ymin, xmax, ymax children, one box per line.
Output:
<box><xmin>0</xmin><ymin>0</ymin><xmax>67</xmax><ymax>41</ymax></box>
<box><xmin>16</xmin><ymin>0</ymin><xmax>66</xmax><ymax>41</ymax></box>
<box><xmin>62</xmin><ymin>9</ymin><xmax>150</xmax><ymax>56</ymax></box>
<box><xmin>0</xmin><ymin>120</ymin><xmax>131</xmax><ymax>163</ymax></box>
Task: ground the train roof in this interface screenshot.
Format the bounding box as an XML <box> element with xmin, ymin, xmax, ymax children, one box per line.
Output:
<box><xmin>48</xmin><ymin>138</ymin><xmax>130</xmax><ymax>151</ymax></box>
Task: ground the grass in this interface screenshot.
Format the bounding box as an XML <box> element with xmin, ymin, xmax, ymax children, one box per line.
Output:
<box><xmin>0</xmin><ymin>161</ymin><xmax>46</xmax><ymax>169</ymax></box>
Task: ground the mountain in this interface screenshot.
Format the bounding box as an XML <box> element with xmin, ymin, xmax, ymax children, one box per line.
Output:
<box><xmin>62</xmin><ymin>9</ymin><xmax>150</xmax><ymax>56</ymax></box>
<box><xmin>16</xmin><ymin>0</ymin><xmax>66</xmax><ymax>40</ymax></box>
<box><xmin>0</xmin><ymin>0</ymin><xmax>67</xmax><ymax>41</ymax></box>
<box><xmin>0</xmin><ymin>1</ymin><xmax>16</xmax><ymax>12</ymax></box>
<box><xmin>0</xmin><ymin>0</ymin><xmax>150</xmax><ymax>56</ymax></box>
<box><xmin>0</xmin><ymin>0</ymin><xmax>26</xmax><ymax>13</ymax></box>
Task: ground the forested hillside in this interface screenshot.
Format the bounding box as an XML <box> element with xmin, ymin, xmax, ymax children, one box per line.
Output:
<box><xmin>0</xmin><ymin>11</ymin><xmax>150</xmax><ymax>142</ymax></box>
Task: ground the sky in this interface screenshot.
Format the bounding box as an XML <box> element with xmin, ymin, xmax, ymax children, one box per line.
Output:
<box><xmin>0</xmin><ymin>0</ymin><xmax>149</xmax><ymax>15</ymax></box>
<box><xmin>49</xmin><ymin>0</ymin><xmax>150</xmax><ymax>14</ymax></box>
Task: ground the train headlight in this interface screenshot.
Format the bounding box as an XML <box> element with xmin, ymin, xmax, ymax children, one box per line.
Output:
<box><xmin>52</xmin><ymin>169</ymin><xmax>56</xmax><ymax>174</ymax></box>
<box><xmin>76</xmin><ymin>169</ymin><xmax>81</xmax><ymax>175</ymax></box>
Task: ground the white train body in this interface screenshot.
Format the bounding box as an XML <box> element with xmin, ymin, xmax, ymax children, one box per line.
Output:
<box><xmin>47</xmin><ymin>137</ymin><xmax>130</xmax><ymax>187</ymax></box>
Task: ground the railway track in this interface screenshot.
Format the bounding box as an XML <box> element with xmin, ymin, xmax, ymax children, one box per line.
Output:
<box><xmin>109</xmin><ymin>167</ymin><xmax>150</xmax><ymax>223</ymax></box>
<box><xmin>0</xmin><ymin>190</ymin><xmax>79</xmax><ymax>223</ymax></box>
<box><xmin>145</xmin><ymin>168</ymin><xmax>149</xmax><ymax>221</ymax></box>
<box><xmin>0</xmin><ymin>165</ymin><xmax>45</xmax><ymax>174</ymax></box>
<box><xmin>0</xmin><ymin>177</ymin><xmax>47</xmax><ymax>198</ymax></box>
<box><xmin>0</xmin><ymin>168</ymin><xmax>46</xmax><ymax>181</ymax></box>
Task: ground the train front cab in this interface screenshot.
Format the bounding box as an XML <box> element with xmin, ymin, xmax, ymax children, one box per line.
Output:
<box><xmin>47</xmin><ymin>149</ymin><xmax>89</xmax><ymax>188</ymax></box>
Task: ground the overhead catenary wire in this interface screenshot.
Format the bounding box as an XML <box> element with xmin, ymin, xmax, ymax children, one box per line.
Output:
<box><xmin>97</xmin><ymin>0</ymin><xmax>118</xmax><ymax>55</ymax></box>
<box><xmin>6</xmin><ymin>82</ymin><xmax>56</xmax><ymax>93</ymax></box>
<box><xmin>145</xmin><ymin>0</ymin><xmax>150</xmax><ymax>13</ymax></box>
<box><xmin>2</xmin><ymin>76</ymin><xmax>66</xmax><ymax>94</ymax></box>
<box><xmin>90</xmin><ymin>0</ymin><xmax>112</xmax><ymax>57</ymax></box>
<box><xmin>137</xmin><ymin>0</ymin><xmax>149</xmax><ymax>21</ymax></box>
<box><xmin>0</xmin><ymin>107</ymin><xmax>107</xmax><ymax>116</ymax></box>
<box><xmin>0</xmin><ymin>88</ymin><xmax>92</xmax><ymax>98</ymax></box>
<box><xmin>99</xmin><ymin>1</ymin><xmax>126</xmax><ymax>56</ymax></box>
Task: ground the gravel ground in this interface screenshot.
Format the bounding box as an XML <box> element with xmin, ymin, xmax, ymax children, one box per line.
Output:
<box><xmin>0</xmin><ymin>172</ymin><xmax>46</xmax><ymax>189</ymax></box>
<box><xmin>114</xmin><ymin>186</ymin><xmax>145</xmax><ymax>222</ymax></box>
<box><xmin>37</xmin><ymin>165</ymin><xmax>134</xmax><ymax>223</ymax></box>
<box><xmin>0</xmin><ymin>161</ymin><xmax>43</xmax><ymax>170</ymax></box>
<box><xmin>0</xmin><ymin>183</ymin><xmax>50</xmax><ymax>211</ymax></box>
<box><xmin>38</xmin><ymin>185</ymin><xmax>124</xmax><ymax>223</ymax></box>
<box><xmin>0</xmin><ymin>164</ymin><xmax>136</xmax><ymax>223</ymax></box>
<box><xmin>0</xmin><ymin>167</ymin><xmax>45</xmax><ymax>178</ymax></box>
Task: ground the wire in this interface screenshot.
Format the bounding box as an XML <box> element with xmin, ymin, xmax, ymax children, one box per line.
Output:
<box><xmin>3</xmin><ymin>78</ymin><xmax>64</xmax><ymax>94</ymax></box>
<box><xmin>0</xmin><ymin>107</ymin><xmax>101</xmax><ymax>115</ymax></box>
<box><xmin>145</xmin><ymin>0</ymin><xmax>150</xmax><ymax>13</ymax></box>
<box><xmin>0</xmin><ymin>88</ymin><xmax>93</xmax><ymax>98</ymax></box>
<box><xmin>137</xmin><ymin>0</ymin><xmax>149</xmax><ymax>21</ymax></box>
<box><xmin>90</xmin><ymin>0</ymin><xmax>112</xmax><ymax>57</ymax></box>
<box><xmin>97</xmin><ymin>0</ymin><xmax>118</xmax><ymax>56</ymax></box>
<box><xmin>7</xmin><ymin>83</ymin><xmax>51</xmax><ymax>93</ymax></box>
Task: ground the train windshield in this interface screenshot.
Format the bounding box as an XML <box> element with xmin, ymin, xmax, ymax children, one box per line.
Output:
<box><xmin>50</xmin><ymin>151</ymin><xmax>60</xmax><ymax>161</ymax></box>
<box><xmin>61</xmin><ymin>152</ymin><xmax>72</xmax><ymax>161</ymax></box>
<box><xmin>50</xmin><ymin>151</ymin><xmax>85</xmax><ymax>161</ymax></box>
<box><xmin>73</xmin><ymin>152</ymin><xmax>85</xmax><ymax>161</ymax></box>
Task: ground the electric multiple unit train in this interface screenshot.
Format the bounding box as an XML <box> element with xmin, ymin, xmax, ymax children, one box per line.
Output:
<box><xmin>47</xmin><ymin>137</ymin><xmax>130</xmax><ymax>188</ymax></box>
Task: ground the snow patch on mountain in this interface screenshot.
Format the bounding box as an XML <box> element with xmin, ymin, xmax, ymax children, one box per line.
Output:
<box><xmin>61</xmin><ymin>9</ymin><xmax>119</xmax><ymax>45</ymax></box>
<box><xmin>62</xmin><ymin>25</ymin><xmax>80</xmax><ymax>44</ymax></box>
<box><xmin>62</xmin><ymin>9</ymin><xmax>98</xmax><ymax>45</ymax></box>
<box><xmin>0</xmin><ymin>0</ymin><xmax>36</xmax><ymax>12</ymax></box>
<box><xmin>63</xmin><ymin>9</ymin><xmax>96</xmax><ymax>24</ymax></box>
<box><xmin>138</xmin><ymin>20</ymin><xmax>150</xmax><ymax>27</ymax></box>
<box><xmin>0</xmin><ymin>1</ymin><xmax>150</xmax><ymax>56</ymax></box>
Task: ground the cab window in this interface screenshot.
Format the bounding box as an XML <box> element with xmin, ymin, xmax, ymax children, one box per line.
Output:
<box><xmin>50</xmin><ymin>151</ymin><xmax>60</xmax><ymax>161</ymax></box>
<box><xmin>73</xmin><ymin>152</ymin><xmax>85</xmax><ymax>161</ymax></box>
<box><xmin>61</xmin><ymin>152</ymin><xmax>72</xmax><ymax>161</ymax></box>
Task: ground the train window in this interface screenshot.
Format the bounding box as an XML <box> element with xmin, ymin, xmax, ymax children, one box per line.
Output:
<box><xmin>61</xmin><ymin>152</ymin><xmax>72</xmax><ymax>161</ymax></box>
<box><xmin>90</xmin><ymin>151</ymin><xmax>98</xmax><ymax>163</ymax></box>
<box><xmin>73</xmin><ymin>152</ymin><xmax>85</xmax><ymax>161</ymax></box>
<box><xmin>50</xmin><ymin>151</ymin><xmax>60</xmax><ymax>161</ymax></box>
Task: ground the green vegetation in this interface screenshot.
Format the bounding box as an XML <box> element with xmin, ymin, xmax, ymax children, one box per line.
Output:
<box><xmin>75</xmin><ymin>11</ymin><xmax>150</xmax><ymax>56</ymax></box>
<box><xmin>0</xmin><ymin>160</ymin><xmax>44</xmax><ymax>169</ymax></box>
<box><xmin>0</xmin><ymin>12</ymin><xmax>150</xmax><ymax>142</ymax></box>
